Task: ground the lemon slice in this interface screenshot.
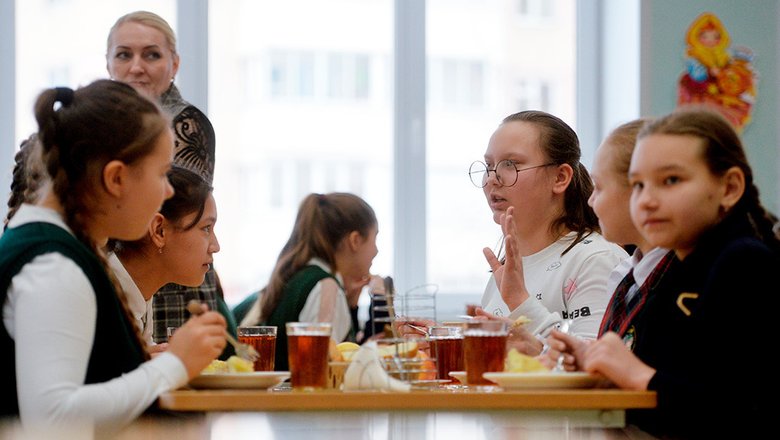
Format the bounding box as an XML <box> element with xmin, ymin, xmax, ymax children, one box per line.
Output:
<box><xmin>377</xmin><ymin>341</ymin><xmax>418</xmax><ymax>359</ymax></box>
<box><xmin>227</xmin><ymin>355</ymin><xmax>254</xmax><ymax>372</ymax></box>
<box><xmin>337</xmin><ymin>342</ymin><xmax>361</xmax><ymax>352</ymax></box>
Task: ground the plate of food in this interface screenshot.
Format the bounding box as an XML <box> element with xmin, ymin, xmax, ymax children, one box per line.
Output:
<box><xmin>189</xmin><ymin>356</ymin><xmax>290</xmax><ymax>389</ymax></box>
<box><xmin>482</xmin><ymin>371</ymin><xmax>600</xmax><ymax>389</ymax></box>
<box><xmin>190</xmin><ymin>371</ymin><xmax>290</xmax><ymax>389</ymax></box>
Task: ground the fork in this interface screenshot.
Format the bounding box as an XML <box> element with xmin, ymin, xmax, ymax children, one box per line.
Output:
<box><xmin>552</xmin><ymin>318</ymin><xmax>573</xmax><ymax>373</ymax></box>
<box><xmin>186</xmin><ymin>300</ymin><xmax>259</xmax><ymax>363</ymax></box>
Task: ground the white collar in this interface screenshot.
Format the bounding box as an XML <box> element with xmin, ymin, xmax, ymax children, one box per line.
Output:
<box><xmin>631</xmin><ymin>247</ymin><xmax>670</xmax><ymax>287</ymax></box>
<box><xmin>6</xmin><ymin>203</ymin><xmax>72</xmax><ymax>234</ymax></box>
<box><xmin>307</xmin><ymin>257</ymin><xmax>345</xmax><ymax>287</ymax></box>
<box><xmin>108</xmin><ymin>253</ymin><xmax>148</xmax><ymax>320</ymax></box>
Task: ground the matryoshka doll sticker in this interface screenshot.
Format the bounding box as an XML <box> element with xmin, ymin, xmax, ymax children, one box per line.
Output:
<box><xmin>677</xmin><ymin>12</ymin><xmax>757</xmax><ymax>131</ymax></box>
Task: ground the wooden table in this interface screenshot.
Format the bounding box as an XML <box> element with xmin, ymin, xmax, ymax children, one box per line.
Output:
<box><xmin>160</xmin><ymin>388</ymin><xmax>655</xmax><ymax>412</ymax></box>
<box><xmin>158</xmin><ymin>387</ymin><xmax>656</xmax><ymax>432</ymax></box>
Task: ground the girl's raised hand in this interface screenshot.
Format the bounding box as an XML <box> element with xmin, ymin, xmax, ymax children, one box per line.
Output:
<box><xmin>582</xmin><ymin>332</ymin><xmax>655</xmax><ymax>390</ymax></box>
<box><xmin>168</xmin><ymin>310</ymin><xmax>227</xmax><ymax>378</ymax></box>
<box><xmin>484</xmin><ymin>207</ymin><xmax>529</xmax><ymax>310</ymax></box>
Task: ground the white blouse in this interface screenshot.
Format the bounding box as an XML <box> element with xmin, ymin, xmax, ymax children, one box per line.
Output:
<box><xmin>108</xmin><ymin>253</ymin><xmax>155</xmax><ymax>345</ymax></box>
<box><xmin>298</xmin><ymin>258</ymin><xmax>352</xmax><ymax>342</ymax></box>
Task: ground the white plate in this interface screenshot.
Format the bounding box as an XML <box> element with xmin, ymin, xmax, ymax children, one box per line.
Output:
<box><xmin>482</xmin><ymin>372</ymin><xmax>599</xmax><ymax>389</ymax></box>
<box><xmin>448</xmin><ymin>371</ymin><xmax>467</xmax><ymax>384</ymax></box>
<box><xmin>189</xmin><ymin>371</ymin><xmax>290</xmax><ymax>390</ymax></box>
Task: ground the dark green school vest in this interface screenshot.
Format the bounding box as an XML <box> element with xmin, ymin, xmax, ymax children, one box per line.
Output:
<box><xmin>0</xmin><ymin>222</ymin><xmax>145</xmax><ymax>418</ymax></box>
<box><xmin>265</xmin><ymin>265</ymin><xmax>338</xmax><ymax>371</ymax></box>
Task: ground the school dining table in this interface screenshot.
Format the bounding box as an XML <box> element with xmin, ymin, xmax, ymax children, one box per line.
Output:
<box><xmin>126</xmin><ymin>385</ymin><xmax>658</xmax><ymax>439</ymax></box>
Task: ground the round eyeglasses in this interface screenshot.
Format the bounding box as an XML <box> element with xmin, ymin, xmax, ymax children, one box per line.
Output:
<box><xmin>468</xmin><ymin>160</ymin><xmax>555</xmax><ymax>188</ymax></box>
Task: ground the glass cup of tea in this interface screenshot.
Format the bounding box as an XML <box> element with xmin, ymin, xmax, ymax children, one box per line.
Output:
<box><xmin>428</xmin><ymin>326</ymin><xmax>464</xmax><ymax>382</ymax></box>
<box><xmin>237</xmin><ymin>326</ymin><xmax>277</xmax><ymax>371</ymax></box>
<box><xmin>286</xmin><ymin>322</ymin><xmax>333</xmax><ymax>390</ymax></box>
<box><xmin>463</xmin><ymin>320</ymin><xmax>508</xmax><ymax>385</ymax></box>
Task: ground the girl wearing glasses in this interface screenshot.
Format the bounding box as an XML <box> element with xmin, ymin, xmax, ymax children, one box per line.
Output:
<box><xmin>471</xmin><ymin>110</ymin><xmax>627</xmax><ymax>354</ymax></box>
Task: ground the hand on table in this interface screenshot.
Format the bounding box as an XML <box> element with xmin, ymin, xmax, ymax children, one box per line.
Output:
<box><xmin>539</xmin><ymin>330</ymin><xmax>589</xmax><ymax>371</ymax></box>
<box><xmin>582</xmin><ymin>332</ymin><xmax>655</xmax><ymax>390</ymax></box>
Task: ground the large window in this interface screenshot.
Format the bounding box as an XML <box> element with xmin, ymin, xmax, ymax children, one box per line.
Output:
<box><xmin>10</xmin><ymin>0</ymin><xmax>578</xmax><ymax>320</ymax></box>
<box><xmin>209</xmin><ymin>0</ymin><xmax>394</xmax><ymax>305</ymax></box>
<box><xmin>425</xmin><ymin>0</ymin><xmax>576</xmax><ymax>311</ymax></box>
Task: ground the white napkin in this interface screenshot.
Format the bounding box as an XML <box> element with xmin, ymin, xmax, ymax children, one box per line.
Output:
<box><xmin>342</xmin><ymin>341</ymin><xmax>411</xmax><ymax>392</ymax></box>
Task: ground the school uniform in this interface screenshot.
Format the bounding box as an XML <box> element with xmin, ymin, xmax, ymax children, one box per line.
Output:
<box><xmin>0</xmin><ymin>204</ymin><xmax>187</xmax><ymax>431</ymax></box>
<box><xmin>628</xmin><ymin>210</ymin><xmax>779</xmax><ymax>438</ymax></box>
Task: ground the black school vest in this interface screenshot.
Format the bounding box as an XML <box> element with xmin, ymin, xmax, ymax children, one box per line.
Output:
<box><xmin>265</xmin><ymin>265</ymin><xmax>339</xmax><ymax>371</ymax></box>
<box><xmin>0</xmin><ymin>222</ymin><xmax>145</xmax><ymax>418</ymax></box>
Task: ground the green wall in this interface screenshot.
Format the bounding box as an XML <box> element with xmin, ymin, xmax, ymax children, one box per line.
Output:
<box><xmin>641</xmin><ymin>0</ymin><xmax>779</xmax><ymax>213</ymax></box>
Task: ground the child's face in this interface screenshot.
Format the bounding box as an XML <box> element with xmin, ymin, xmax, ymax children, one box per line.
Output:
<box><xmin>352</xmin><ymin>225</ymin><xmax>379</xmax><ymax>279</ymax></box>
<box><xmin>588</xmin><ymin>142</ymin><xmax>638</xmax><ymax>246</ymax></box>
<box><xmin>483</xmin><ymin>121</ymin><xmax>557</xmax><ymax>230</ymax></box>
<box><xmin>163</xmin><ymin>193</ymin><xmax>220</xmax><ymax>287</ymax></box>
<box><xmin>628</xmin><ymin>134</ymin><xmax>725</xmax><ymax>258</ymax></box>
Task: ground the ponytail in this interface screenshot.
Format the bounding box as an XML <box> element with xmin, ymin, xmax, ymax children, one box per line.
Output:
<box><xmin>34</xmin><ymin>80</ymin><xmax>169</xmax><ymax>357</ymax></box>
<box><xmin>258</xmin><ymin>192</ymin><xmax>376</xmax><ymax>322</ymax></box>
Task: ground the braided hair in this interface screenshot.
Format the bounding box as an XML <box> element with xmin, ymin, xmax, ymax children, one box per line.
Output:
<box><xmin>5</xmin><ymin>134</ymin><xmax>44</xmax><ymax>227</ymax></box>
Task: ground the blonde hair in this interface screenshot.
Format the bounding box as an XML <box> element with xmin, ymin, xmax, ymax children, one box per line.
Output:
<box><xmin>107</xmin><ymin>10</ymin><xmax>177</xmax><ymax>54</ymax></box>
<box><xmin>601</xmin><ymin>118</ymin><xmax>651</xmax><ymax>186</ymax></box>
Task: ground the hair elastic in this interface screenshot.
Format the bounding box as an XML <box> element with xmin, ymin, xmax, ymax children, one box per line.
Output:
<box><xmin>54</xmin><ymin>87</ymin><xmax>74</xmax><ymax>108</ymax></box>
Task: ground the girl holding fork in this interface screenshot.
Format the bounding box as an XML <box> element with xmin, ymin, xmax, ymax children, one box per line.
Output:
<box><xmin>0</xmin><ymin>80</ymin><xmax>226</xmax><ymax>434</ymax></box>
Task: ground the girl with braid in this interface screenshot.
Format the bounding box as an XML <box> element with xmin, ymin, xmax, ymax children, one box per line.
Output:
<box><xmin>0</xmin><ymin>80</ymin><xmax>225</xmax><ymax>434</ymax></box>
<box><xmin>566</xmin><ymin>108</ymin><xmax>779</xmax><ymax>437</ymax></box>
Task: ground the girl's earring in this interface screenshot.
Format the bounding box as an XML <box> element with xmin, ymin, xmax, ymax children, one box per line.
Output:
<box><xmin>158</xmin><ymin>246</ymin><xmax>164</xmax><ymax>254</ymax></box>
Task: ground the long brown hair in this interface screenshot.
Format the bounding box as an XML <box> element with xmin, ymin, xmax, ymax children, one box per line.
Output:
<box><xmin>35</xmin><ymin>79</ymin><xmax>169</xmax><ymax>355</ymax></box>
<box><xmin>259</xmin><ymin>192</ymin><xmax>377</xmax><ymax>322</ymax></box>
<box><xmin>638</xmin><ymin>107</ymin><xmax>780</xmax><ymax>251</ymax></box>
<box><xmin>502</xmin><ymin>110</ymin><xmax>600</xmax><ymax>254</ymax></box>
